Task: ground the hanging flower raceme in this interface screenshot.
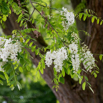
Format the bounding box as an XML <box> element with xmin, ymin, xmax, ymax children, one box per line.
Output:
<box><xmin>45</xmin><ymin>47</ymin><xmax>68</xmax><ymax>72</ymax></box>
<box><xmin>69</xmin><ymin>43</ymin><xmax>80</xmax><ymax>73</ymax></box>
<box><xmin>81</xmin><ymin>44</ymin><xmax>96</xmax><ymax>72</ymax></box>
<box><xmin>0</xmin><ymin>37</ymin><xmax>21</xmax><ymax>72</ymax></box>
<box><xmin>61</xmin><ymin>7</ymin><xmax>75</xmax><ymax>30</ymax></box>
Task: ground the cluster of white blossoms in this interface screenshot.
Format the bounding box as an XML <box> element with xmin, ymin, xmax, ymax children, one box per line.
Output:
<box><xmin>71</xmin><ymin>32</ymin><xmax>79</xmax><ymax>43</ymax></box>
<box><xmin>69</xmin><ymin>43</ymin><xmax>80</xmax><ymax>73</ymax></box>
<box><xmin>81</xmin><ymin>44</ymin><xmax>96</xmax><ymax>72</ymax></box>
<box><xmin>45</xmin><ymin>32</ymin><xmax>96</xmax><ymax>73</ymax></box>
<box><xmin>0</xmin><ymin>37</ymin><xmax>21</xmax><ymax>71</ymax></box>
<box><xmin>45</xmin><ymin>47</ymin><xmax>68</xmax><ymax>72</ymax></box>
<box><xmin>61</xmin><ymin>7</ymin><xmax>75</xmax><ymax>30</ymax></box>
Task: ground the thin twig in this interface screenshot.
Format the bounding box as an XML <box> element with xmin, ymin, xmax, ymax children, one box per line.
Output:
<box><xmin>29</xmin><ymin>8</ymin><xmax>35</xmax><ymax>20</ymax></box>
<box><xmin>17</xmin><ymin>0</ymin><xmax>21</xmax><ymax>7</ymax></box>
<box><xmin>49</xmin><ymin>0</ymin><xmax>52</xmax><ymax>16</ymax></box>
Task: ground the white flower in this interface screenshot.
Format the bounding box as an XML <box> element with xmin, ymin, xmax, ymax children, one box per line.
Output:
<box><xmin>45</xmin><ymin>58</ymin><xmax>52</xmax><ymax>67</ymax></box>
<box><xmin>69</xmin><ymin>43</ymin><xmax>78</xmax><ymax>54</ymax></box>
<box><xmin>0</xmin><ymin>62</ymin><xmax>4</xmax><ymax>72</ymax></box>
<box><xmin>0</xmin><ymin>37</ymin><xmax>5</xmax><ymax>45</ymax></box>
<box><xmin>81</xmin><ymin>45</ymin><xmax>96</xmax><ymax>72</ymax></box>
<box><xmin>51</xmin><ymin>51</ymin><xmax>57</xmax><ymax>59</ymax></box>
<box><xmin>45</xmin><ymin>47</ymin><xmax>68</xmax><ymax>72</ymax></box>
<box><xmin>71</xmin><ymin>32</ymin><xmax>79</xmax><ymax>43</ymax></box>
<box><xmin>20</xmin><ymin>96</ymin><xmax>24</xmax><ymax>99</ymax></box>
<box><xmin>0</xmin><ymin>37</ymin><xmax>21</xmax><ymax>70</ymax></box>
<box><xmin>2</xmin><ymin>101</ymin><xmax>7</xmax><ymax>103</ymax></box>
<box><xmin>69</xmin><ymin>42</ymin><xmax>80</xmax><ymax>73</ymax></box>
<box><xmin>54</xmin><ymin>64</ymin><xmax>62</xmax><ymax>72</ymax></box>
<box><xmin>71</xmin><ymin>54</ymin><xmax>80</xmax><ymax>73</ymax></box>
<box><xmin>61</xmin><ymin>7</ymin><xmax>75</xmax><ymax>30</ymax></box>
<box><xmin>54</xmin><ymin>58</ymin><xmax>63</xmax><ymax>66</ymax></box>
<box><xmin>58</xmin><ymin>47</ymin><xmax>67</xmax><ymax>60</ymax></box>
<box><xmin>62</xmin><ymin>7</ymin><xmax>68</xmax><ymax>12</ymax></box>
<box><xmin>4</xmin><ymin>38</ymin><xmax>12</xmax><ymax>47</ymax></box>
<box><xmin>45</xmin><ymin>51</ymin><xmax>52</xmax><ymax>67</ymax></box>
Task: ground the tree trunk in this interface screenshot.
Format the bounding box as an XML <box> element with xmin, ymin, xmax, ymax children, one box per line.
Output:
<box><xmin>1</xmin><ymin>0</ymin><xmax>103</xmax><ymax>103</ymax></box>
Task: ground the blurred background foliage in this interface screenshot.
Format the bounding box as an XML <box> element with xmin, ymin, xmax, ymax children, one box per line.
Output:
<box><xmin>0</xmin><ymin>0</ymin><xmax>74</xmax><ymax>103</ymax></box>
<box><xmin>0</xmin><ymin>65</ymin><xmax>56</xmax><ymax>103</ymax></box>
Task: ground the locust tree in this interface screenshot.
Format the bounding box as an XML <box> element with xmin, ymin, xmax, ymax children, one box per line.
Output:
<box><xmin>0</xmin><ymin>0</ymin><xmax>103</xmax><ymax>103</ymax></box>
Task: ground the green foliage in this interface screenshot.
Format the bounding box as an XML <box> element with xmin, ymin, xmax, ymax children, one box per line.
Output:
<box><xmin>59</xmin><ymin>77</ymin><xmax>65</xmax><ymax>84</ymax></box>
<box><xmin>99</xmin><ymin>54</ymin><xmax>103</xmax><ymax>60</ymax></box>
<box><xmin>75</xmin><ymin>0</ymin><xmax>86</xmax><ymax>13</ymax></box>
<box><xmin>0</xmin><ymin>0</ymin><xmax>101</xmax><ymax>93</ymax></box>
<box><xmin>76</xmin><ymin>9</ymin><xmax>103</xmax><ymax>25</ymax></box>
<box><xmin>0</xmin><ymin>76</ymin><xmax>56</xmax><ymax>103</ymax></box>
<box><xmin>82</xmin><ymin>82</ymin><xmax>86</xmax><ymax>90</ymax></box>
<box><xmin>0</xmin><ymin>0</ymin><xmax>11</xmax><ymax>23</ymax></box>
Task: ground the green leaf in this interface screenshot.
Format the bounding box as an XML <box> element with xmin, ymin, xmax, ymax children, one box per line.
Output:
<box><xmin>35</xmin><ymin>49</ymin><xmax>39</xmax><ymax>55</ymax></box>
<box><xmin>2</xmin><ymin>15</ymin><xmax>7</xmax><ymax>21</ymax></box>
<box><xmin>31</xmin><ymin>46</ymin><xmax>36</xmax><ymax>52</ymax></box>
<box><xmin>7</xmin><ymin>68</ymin><xmax>13</xmax><ymax>74</ymax></box>
<box><xmin>100</xmin><ymin>21</ymin><xmax>103</xmax><ymax>25</ymax></box>
<box><xmin>14</xmin><ymin>64</ymin><xmax>18</xmax><ymax>70</ymax></box>
<box><xmin>10</xmin><ymin>80</ymin><xmax>16</xmax><ymax>85</ymax></box>
<box><xmin>79</xmin><ymin>13</ymin><xmax>83</xmax><ymax>20</ymax></box>
<box><xmin>54</xmin><ymin>78</ymin><xmax>58</xmax><ymax>85</ymax></box>
<box><xmin>40</xmin><ymin>68</ymin><xmax>44</xmax><ymax>74</ymax></box>
<box><xmin>0</xmin><ymin>74</ymin><xmax>5</xmax><ymax>80</ymax></box>
<box><xmin>0</xmin><ymin>80</ymin><xmax>3</xmax><ymax>85</ymax></box>
<box><xmin>1</xmin><ymin>3</ymin><xmax>9</xmax><ymax>15</ymax></box>
<box><xmin>17</xmin><ymin>13</ymin><xmax>23</xmax><ymax>23</ymax></box>
<box><xmin>19</xmin><ymin>67</ymin><xmax>23</xmax><ymax>72</ymax></box>
<box><xmin>66</xmin><ymin>68</ymin><xmax>70</xmax><ymax>75</ymax></box>
<box><xmin>83</xmin><ymin>14</ymin><xmax>87</xmax><ymax>21</ymax></box>
<box><xmin>85</xmin><ymin>76</ymin><xmax>88</xmax><ymax>81</ymax></box>
<box><xmin>91</xmin><ymin>17</ymin><xmax>95</xmax><ymax>23</ymax></box>
<box><xmin>94</xmin><ymin>73</ymin><xmax>97</xmax><ymax>78</ymax></box>
<box><xmin>10</xmin><ymin>85</ymin><xmax>15</xmax><ymax>90</ymax></box>
<box><xmin>41</xmin><ymin>59</ymin><xmax>45</xmax><ymax>69</ymax></box>
<box><xmin>79</xmin><ymin>76</ymin><xmax>83</xmax><ymax>84</ymax></box>
<box><xmin>25</xmin><ymin>38</ymin><xmax>30</xmax><ymax>44</ymax></box>
<box><xmin>8</xmin><ymin>74</ymin><xmax>14</xmax><ymax>81</ymax></box>
<box><xmin>4</xmin><ymin>72</ymin><xmax>9</xmax><ymax>83</ymax></box>
<box><xmin>60</xmin><ymin>77</ymin><xmax>65</xmax><ymax>84</ymax></box>
<box><xmin>82</xmin><ymin>82</ymin><xmax>86</xmax><ymax>90</ymax></box>
<box><xmin>99</xmin><ymin>54</ymin><xmax>102</xmax><ymax>60</ymax></box>
<box><xmin>71</xmin><ymin>73</ymin><xmax>75</xmax><ymax>78</ymax></box>
<box><xmin>97</xmin><ymin>19</ymin><xmax>100</xmax><ymax>24</ymax></box>
<box><xmin>53</xmin><ymin>68</ymin><xmax>57</xmax><ymax>75</ymax></box>
<box><xmin>29</xmin><ymin>42</ymin><xmax>33</xmax><ymax>47</ymax></box>
<box><xmin>62</xmin><ymin>68</ymin><xmax>65</xmax><ymax>77</ymax></box>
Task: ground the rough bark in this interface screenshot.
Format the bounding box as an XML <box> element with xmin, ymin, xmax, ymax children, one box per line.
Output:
<box><xmin>86</xmin><ymin>0</ymin><xmax>103</xmax><ymax>103</ymax></box>
<box><xmin>1</xmin><ymin>0</ymin><xmax>103</xmax><ymax>103</ymax></box>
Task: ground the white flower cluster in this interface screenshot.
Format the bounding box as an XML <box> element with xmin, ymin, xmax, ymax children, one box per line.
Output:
<box><xmin>45</xmin><ymin>47</ymin><xmax>67</xmax><ymax>72</ymax></box>
<box><xmin>69</xmin><ymin>43</ymin><xmax>80</xmax><ymax>73</ymax></box>
<box><xmin>71</xmin><ymin>32</ymin><xmax>79</xmax><ymax>43</ymax></box>
<box><xmin>61</xmin><ymin>7</ymin><xmax>75</xmax><ymax>30</ymax></box>
<box><xmin>81</xmin><ymin>45</ymin><xmax>96</xmax><ymax>72</ymax></box>
<box><xmin>45</xmin><ymin>43</ymin><xmax>96</xmax><ymax>73</ymax></box>
<box><xmin>0</xmin><ymin>37</ymin><xmax>21</xmax><ymax>71</ymax></box>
